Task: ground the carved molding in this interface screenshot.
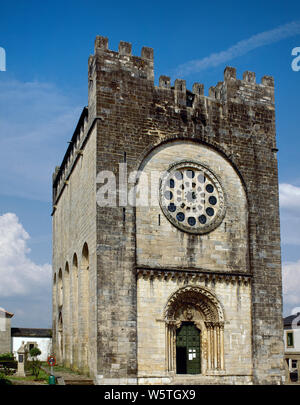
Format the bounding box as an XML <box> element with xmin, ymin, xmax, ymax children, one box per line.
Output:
<box><xmin>164</xmin><ymin>285</ymin><xmax>225</xmax><ymax>323</ymax></box>
<box><xmin>137</xmin><ymin>268</ymin><xmax>251</xmax><ymax>286</ymax></box>
<box><xmin>164</xmin><ymin>285</ymin><xmax>226</xmax><ymax>373</ymax></box>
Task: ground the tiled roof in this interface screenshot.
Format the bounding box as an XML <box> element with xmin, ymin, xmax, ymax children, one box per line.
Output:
<box><xmin>11</xmin><ymin>328</ymin><xmax>52</xmax><ymax>338</ymax></box>
<box><xmin>284</xmin><ymin>313</ymin><xmax>300</xmax><ymax>328</ymax></box>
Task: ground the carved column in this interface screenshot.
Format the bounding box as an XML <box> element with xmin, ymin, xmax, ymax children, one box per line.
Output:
<box><xmin>216</xmin><ymin>324</ymin><xmax>220</xmax><ymax>369</ymax></box>
<box><xmin>220</xmin><ymin>323</ymin><xmax>224</xmax><ymax>370</ymax></box>
<box><xmin>205</xmin><ymin>321</ymin><xmax>224</xmax><ymax>371</ymax></box>
<box><xmin>166</xmin><ymin>323</ymin><xmax>172</xmax><ymax>372</ymax></box>
<box><xmin>211</xmin><ymin>323</ymin><xmax>215</xmax><ymax>370</ymax></box>
<box><xmin>165</xmin><ymin>324</ymin><xmax>169</xmax><ymax>371</ymax></box>
<box><xmin>170</xmin><ymin>326</ymin><xmax>173</xmax><ymax>372</ymax></box>
<box><xmin>206</xmin><ymin>323</ymin><xmax>212</xmax><ymax>370</ymax></box>
<box><xmin>173</xmin><ymin>326</ymin><xmax>176</xmax><ymax>372</ymax></box>
<box><xmin>213</xmin><ymin>325</ymin><xmax>217</xmax><ymax>369</ymax></box>
<box><xmin>165</xmin><ymin>321</ymin><xmax>180</xmax><ymax>373</ymax></box>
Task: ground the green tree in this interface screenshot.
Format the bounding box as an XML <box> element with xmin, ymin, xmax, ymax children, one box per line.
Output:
<box><xmin>29</xmin><ymin>347</ymin><xmax>42</xmax><ymax>380</ymax></box>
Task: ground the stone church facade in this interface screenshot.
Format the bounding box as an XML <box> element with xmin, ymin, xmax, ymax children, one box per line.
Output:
<box><xmin>52</xmin><ymin>36</ymin><xmax>285</xmax><ymax>384</ymax></box>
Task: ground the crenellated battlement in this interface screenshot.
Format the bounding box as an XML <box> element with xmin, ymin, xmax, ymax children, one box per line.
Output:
<box><xmin>156</xmin><ymin>66</ymin><xmax>274</xmax><ymax>107</ymax></box>
<box><xmin>53</xmin><ymin>36</ymin><xmax>276</xmax><ymax>205</ymax></box>
<box><xmin>93</xmin><ymin>35</ymin><xmax>154</xmax><ymax>61</ymax></box>
<box><xmin>89</xmin><ymin>35</ymin><xmax>154</xmax><ymax>82</ymax></box>
<box><xmin>88</xmin><ymin>36</ymin><xmax>274</xmax><ymax>109</ymax></box>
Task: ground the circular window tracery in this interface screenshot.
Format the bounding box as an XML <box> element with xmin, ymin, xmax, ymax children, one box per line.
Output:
<box><xmin>159</xmin><ymin>161</ymin><xmax>226</xmax><ymax>234</ymax></box>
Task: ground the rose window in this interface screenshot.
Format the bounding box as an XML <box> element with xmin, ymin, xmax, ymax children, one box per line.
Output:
<box><xmin>159</xmin><ymin>161</ymin><xmax>226</xmax><ymax>234</ymax></box>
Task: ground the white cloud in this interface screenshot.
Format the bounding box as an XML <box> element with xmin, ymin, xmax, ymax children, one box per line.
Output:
<box><xmin>282</xmin><ymin>260</ymin><xmax>300</xmax><ymax>307</ymax></box>
<box><xmin>279</xmin><ymin>183</ymin><xmax>300</xmax><ymax>211</ymax></box>
<box><xmin>277</xmin><ymin>184</ymin><xmax>300</xmax><ymax>314</ymax></box>
<box><xmin>174</xmin><ymin>20</ymin><xmax>300</xmax><ymax>76</ymax></box>
<box><xmin>0</xmin><ymin>79</ymin><xmax>82</xmax><ymax>201</ymax></box>
<box><xmin>279</xmin><ymin>183</ymin><xmax>300</xmax><ymax>246</ymax></box>
<box><xmin>0</xmin><ymin>212</ymin><xmax>51</xmax><ymax>297</ymax></box>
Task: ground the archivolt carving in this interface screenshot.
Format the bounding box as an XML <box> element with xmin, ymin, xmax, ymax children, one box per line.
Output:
<box><xmin>164</xmin><ymin>285</ymin><xmax>225</xmax><ymax>373</ymax></box>
<box><xmin>164</xmin><ymin>285</ymin><xmax>224</xmax><ymax>323</ymax></box>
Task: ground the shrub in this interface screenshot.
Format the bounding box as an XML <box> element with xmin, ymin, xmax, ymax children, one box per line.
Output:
<box><xmin>29</xmin><ymin>347</ymin><xmax>41</xmax><ymax>358</ymax></box>
<box><xmin>0</xmin><ymin>372</ymin><xmax>12</xmax><ymax>385</ymax></box>
<box><xmin>0</xmin><ymin>360</ymin><xmax>17</xmax><ymax>375</ymax></box>
<box><xmin>0</xmin><ymin>353</ymin><xmax>14</xmax><ymax>361</ymax></box>
<box><xmin>29</xmin><ymin>347</ymin><xmax>42</xmax><ymax>380</ymax></box>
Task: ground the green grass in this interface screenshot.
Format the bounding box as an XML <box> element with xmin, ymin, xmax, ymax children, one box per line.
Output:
<box><xmin>8</xmin><ymin>367</ymin><xmax>49</xmax><ymax>384</ymax></box>
<box><xmin>41</xmin><ymin>362</ymin><xmax>84</xmax><ymax>376</ymax></box>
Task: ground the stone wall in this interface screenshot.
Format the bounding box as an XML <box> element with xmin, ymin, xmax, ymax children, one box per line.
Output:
<box><xmin>137</xmin><ymin>275</ymin><xmax>252</xmax><ymax>382</ymax></box>
<box><xmin>136</xmin><ymin>141</ymin><xmax>248</xmax><ymax>272</ymax></box>
<box><xmin>52</xmin><ymin>35</ymin><xmax>285</xmax><ymax>384</ymax></box>
<box><xmin>0</xmin><ymin>313</ymin><xmax>12</xmax><ymax>354</ymax></box>
<box><xmin>52</xmin><ymin>123</ymin><xmax>97</xmax><ymax>377</ymax></box>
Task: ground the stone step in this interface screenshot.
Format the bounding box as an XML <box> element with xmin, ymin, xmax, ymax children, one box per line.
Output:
<box><xmin>170</xmin><ymin>375</ymin><xmax>225</xmax><ymax>385</ymax></box>
<box><xmin>64</xmin><ymin>379</ymin><xmax>94</xmax><ymax>385</ymax></box>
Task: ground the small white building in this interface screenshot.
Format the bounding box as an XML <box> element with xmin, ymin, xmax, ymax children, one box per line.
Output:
<box><xmin>284</xmin><ymin>313</ymin><xmax>300</xmax><ymax>383</ymax></box>
<box><xmin>11</xmin><ymin>328</ymin><xmax>52</xmax><ymax>362</ymax></box>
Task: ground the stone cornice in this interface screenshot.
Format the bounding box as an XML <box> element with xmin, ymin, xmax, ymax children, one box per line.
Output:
<box><xmin>136</xmin><ymin>267</ymin><xmax>251</xmax><ymax>285</ymax></box>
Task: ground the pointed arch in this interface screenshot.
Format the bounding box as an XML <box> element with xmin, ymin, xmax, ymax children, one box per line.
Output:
<box><xmin>58</xmin><ymin>268</ymin><xmax>63</xmax><ymax>307</ymax></box>
<box><xmin>82</xmin><ymin>243</ymin><xmax>89</xmax><ymax>269</ymax></box>
<box><xmin>58</xmin><ymin>309</ymin><xmax>63</xmax><ymax>362</ymax></box>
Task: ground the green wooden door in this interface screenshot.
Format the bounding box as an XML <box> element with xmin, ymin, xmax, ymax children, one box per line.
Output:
<box><xmin>176</xmin><ymin>322</ymin><xmax>201</xmax><ymax>374</ymax></box>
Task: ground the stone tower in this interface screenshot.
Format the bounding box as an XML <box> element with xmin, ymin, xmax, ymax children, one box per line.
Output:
<box><xmin>52</xmin><ymin>36</ymin><xmax>285</xmax><ymax>384</ymax></box>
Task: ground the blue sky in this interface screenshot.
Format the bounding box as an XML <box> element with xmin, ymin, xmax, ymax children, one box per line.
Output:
<box><xmin>0</xmin><ymin>0</ymin><xmax>300</xmax><ymax>327</ymax></box>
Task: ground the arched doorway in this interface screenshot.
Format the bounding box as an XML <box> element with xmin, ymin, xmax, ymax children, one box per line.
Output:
<box><xmin>176</xmin><ymin>322</ymin><xmax>201</xmax><ymax>374</ymax></box>
<box><xmin>164</xmin><ymin>286</ymin><xmax>225</xmax><ymax>375</ymax></box>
